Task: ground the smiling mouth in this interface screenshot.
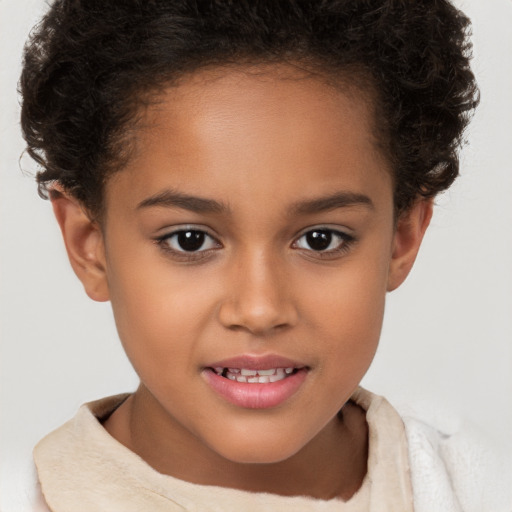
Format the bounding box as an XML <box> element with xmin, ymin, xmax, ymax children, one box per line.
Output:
<box><xmin>204</xmin><ymin>362</ymin><xmax>308</xmax><ymax>408</ymax></box>
<box><xmin>210</xmin><ymin>367</ymin><xmax>301</xmax><ymax>384</ymax></box>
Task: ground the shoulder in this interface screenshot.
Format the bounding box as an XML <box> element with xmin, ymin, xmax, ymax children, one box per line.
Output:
<box><xmin>399</xmin><ymin>407</ymin><xmax>512</xmax><ymax>512</ymax></box>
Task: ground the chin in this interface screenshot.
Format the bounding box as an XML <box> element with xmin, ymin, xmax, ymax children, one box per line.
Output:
<box><xmin>212</xmin><ymin>435</ymin><xmax>305</xmax><ymax>465</ymax></box>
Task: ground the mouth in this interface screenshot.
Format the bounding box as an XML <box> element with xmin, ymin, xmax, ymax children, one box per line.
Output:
<box><xmin>202</xmin><ymin>356</ymin><xmax>309</xmax><ymax>409</ymax></box>
<box><xmin>210</xmin><ymin>366</ymin><xmax>301</xmax><ymax>383</ymax></box>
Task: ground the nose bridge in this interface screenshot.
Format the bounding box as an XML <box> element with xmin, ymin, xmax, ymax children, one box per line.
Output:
<box><xmin>218</xmin><ymin>245</ymin><xmax>296</xmax><ymax>334</ymax></box>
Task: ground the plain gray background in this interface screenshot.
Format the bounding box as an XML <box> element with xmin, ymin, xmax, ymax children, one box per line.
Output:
<box><xmin>1</xmin><ymin>0</ymin><xmax>511</xmax><ymax>505</ymax></box>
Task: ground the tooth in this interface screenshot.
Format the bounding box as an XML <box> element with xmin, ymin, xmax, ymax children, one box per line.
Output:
<box><xmin>227</xmin><ymin>374</ymin><xmax>236</xmax><ymax>380</ymax></box>
<box><xmin>236</xmin><ymin>375</ymin><xmax>247</xmax><ymax>383</ymax></box>
<box><xmin>247</xmin><ymin>377</ymin><xmax>259</xmax><ymax>383</ymax></box>
<box><xmin>256</xmin><ymin>369</ymin><xmax>276</xmax><ymax>376</ymax></box>
<box><xmin>240</xmin><ymin>369</ymin><xmax>257</xmax><ymax>376</ymax></box>
<box><xmin>276</xmin><ymin>368</ymin><xmax>285</xmax><ymax>377</ymax></box>
<box><xmin>228</xmin><ymin>368</ymin><xmax>240</xmax><ymax>374</ymax></box>
<box><xmin>257</xmin><ymin>376</ymin><xmax>270</xmax><ymax>383</ymax></box>
<box><xmin>285</xmin><ymin>368</ymin><xmax>294</xmax><ymax>374</ymax></box>
<box><xmin>269</xmin><ymin>374</ymin><xmax>284</xmax><ymax>382</ymax></box>
<box><xmin>214</xmin><ymin>367</ymin><xmax>224</xmax><ymax>374</ymax></box>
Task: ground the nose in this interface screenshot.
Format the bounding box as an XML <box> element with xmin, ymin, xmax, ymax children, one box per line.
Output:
<box><xmin>217</xmin><ymin>250</ymin><xmax>298</xmax><ymax>335</ymax></box>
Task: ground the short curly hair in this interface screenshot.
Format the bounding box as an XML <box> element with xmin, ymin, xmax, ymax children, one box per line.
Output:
<box><xmin>20</xmin><ymin>0</ymin><xmax>478</xmax><ymax>217</ymax></box>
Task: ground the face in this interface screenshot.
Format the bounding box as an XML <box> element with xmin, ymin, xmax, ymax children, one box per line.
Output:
<box><xmin>71</xmin><ymin>65</ymin><xmax>425</xmax><ymax>467</ymax></box>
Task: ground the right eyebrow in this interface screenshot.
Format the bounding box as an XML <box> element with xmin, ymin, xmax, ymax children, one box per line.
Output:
<box><xmin>136</xmin><ymin>189</ymin><xmax>229</xmax><ymax>214</ymax></box>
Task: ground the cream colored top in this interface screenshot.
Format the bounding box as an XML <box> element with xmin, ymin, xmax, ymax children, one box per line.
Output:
<box><xmin>34</xmin><ymin>387</ymin><xmax>413</xmax><ymax>511</ymax></box>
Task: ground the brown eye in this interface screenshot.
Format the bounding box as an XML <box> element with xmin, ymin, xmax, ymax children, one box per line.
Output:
<box><xmin>294</xmin><ymin>228</ymin><xmax>352</xmax><ymax>253</ymax></box>
<box><xmin>305</xmin><ymin>230</ymin><xmax>332</xmax><ymax>251</ymax></box>
<box><xmin>161</xmin><ymin>230</ymin><xmax>219</xmax><ymax>252</ymax></box>
<box><xmin>176</xmin><ymin>231</ymin><xmax>205</xmax><ymax>251</ymax></box>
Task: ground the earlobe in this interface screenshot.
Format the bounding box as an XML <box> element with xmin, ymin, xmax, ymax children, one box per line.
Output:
<box><xmin>387</xmin><ymin>199</ymin><xmax>433</xmax><ymax>292</ymax></box>
<box><xmin>51</xmin><ymin>188</ymin><xmax>110</xmax><ymax>302</ymax></box>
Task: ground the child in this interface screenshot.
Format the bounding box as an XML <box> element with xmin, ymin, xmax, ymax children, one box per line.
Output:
<box><xmin>15</xmin><ymin>0</ymin><xmax>510</xmax><ymax>510</ymax></box>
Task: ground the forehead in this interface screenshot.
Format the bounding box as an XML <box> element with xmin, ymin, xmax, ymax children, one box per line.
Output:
<box><xmin>105</xmin><ymin>64</ymin><xmax>392</xmax><ymax>215</ymax></box>
<box><xmin>138</xmin><ymin>64</ymin><xmax>380</xmax><ymax>155</ymax></box>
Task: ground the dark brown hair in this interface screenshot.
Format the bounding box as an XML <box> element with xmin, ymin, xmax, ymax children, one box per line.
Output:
<box><xmin>20</xmin><ymin>0</ymin><xmax>479</xmax><ymax>216</ymax></box>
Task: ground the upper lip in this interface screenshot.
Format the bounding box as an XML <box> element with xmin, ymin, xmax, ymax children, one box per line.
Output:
<box><xmin>205</xmin><ymin>354</ymin><xmax>307</xmax><ymax>370</ymax></box>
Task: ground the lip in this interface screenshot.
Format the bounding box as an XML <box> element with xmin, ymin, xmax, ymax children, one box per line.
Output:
<box><xmin>205</xmin><ymin>354</ymin><xmax>306</xmax><ymax>371</ymax></box>
<box><xmin>202</xmin><ymin>354</ymin><xmax>309</xmax><ymax>409</ymax></box>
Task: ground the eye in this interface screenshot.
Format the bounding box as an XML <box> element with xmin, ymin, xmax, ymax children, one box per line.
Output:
<box><xmin>158</xmin><ymin>229</ymin><xmax>220</xmax><ymax>253</ymax></box>
<box><xmin>294</xmin><ymin>228</ymin><xmax>353</xmax><ymax>253</ymax></box>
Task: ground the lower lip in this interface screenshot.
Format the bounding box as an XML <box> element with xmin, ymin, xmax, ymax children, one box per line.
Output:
<box><xmin>202</xmin><ymin>368</ymin><xmax>308</xmax><ymax>409</ymax></box>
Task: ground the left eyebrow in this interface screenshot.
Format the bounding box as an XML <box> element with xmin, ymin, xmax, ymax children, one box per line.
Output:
<box><xmin>289</xmin><ymin>191</ymin><xmax>374</xmax><ymax>215</ymax></box>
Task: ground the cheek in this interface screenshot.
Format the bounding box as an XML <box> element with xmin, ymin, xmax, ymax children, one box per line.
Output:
<box><xmin>302</xmin><ymin>254</ymin><xmax>388</xmax><ymax>335</ymax></box>
<box><xmin>314</xmin><ymin>284</ymin><xmax>384</xmax><ymax>372</ymax></box>
<box><xmin>297</xmin><ymin>252</ymin><xmax>389</xmax><ymax>377</ymax></box>
<box><xmin>105</xmin><ymin>250</ymin><xmax>218</xmax><ymax>374</ymax></box>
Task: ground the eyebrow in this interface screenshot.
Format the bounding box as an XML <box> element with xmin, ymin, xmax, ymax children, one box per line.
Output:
<box><xmin>137</xmin><ymin>189</ymin><xmax>229</xmax><ymax>214</ymax></box>
<box><xmin>137</xmin><ymin>188</ymin><xmax>373</xmax><ymax>216</ymax></box>
<box><xmin>290</xmin><ymin>191</ymin><xmax>374</xmax><ymax>215</ymax></box>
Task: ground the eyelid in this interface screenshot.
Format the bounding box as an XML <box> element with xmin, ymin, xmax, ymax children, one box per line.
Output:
<box><xmin>155</xmin><ymin>224</ymin><xmax>220</xmax><ymax>241</ymax></box>
<box><xmin>291</xmin><ymin>225</ymin><xmax>356</xmax><ymax>256</ymax></box>
<box><xmin>292</xmin><ymin>224</ymin><xmax>354</xmax><ymax>241</ymax></box>
<box><xmin>153</xmin><ymin>224</ymin><xmax>355</xmax><ymax>261</ymax></box>
<box><xmin>154</xmin><ymin>224</ymin><xmax>222</xmax><ymax>258</ymax></box>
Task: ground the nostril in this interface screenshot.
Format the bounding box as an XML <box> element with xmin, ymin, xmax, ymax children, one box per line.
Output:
<box><xmin>218</xmin><ymin>302</ymin><xmax>293</xmax><ymax>334</ymax></box>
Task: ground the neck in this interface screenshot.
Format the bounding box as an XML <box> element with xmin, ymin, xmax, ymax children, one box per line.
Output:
<box><xmin>103</xmin><ymin>385</ymin><xmax>368</xmax><ymax>500</ymax></box>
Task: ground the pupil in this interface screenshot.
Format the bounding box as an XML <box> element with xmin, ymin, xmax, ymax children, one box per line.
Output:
<box><xmin>178</xmin><ymin>231</ymin><xmax>205</xmax><ymax>251</ymax></box>
<box><xmin>306</xmin><ymin>230</ymin><xmax>331</xmax><ymax>251</ymax></box>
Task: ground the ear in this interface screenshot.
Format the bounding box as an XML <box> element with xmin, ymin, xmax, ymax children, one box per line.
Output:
<box><xmin>51</xmin><ymin>188</ymin><xmax>110</xmax><ymax>302</ymax></box>
<box><xmin>387</xmin><ymin>199</ymin><xmax>433</xmax><ymax>292</ymax></box>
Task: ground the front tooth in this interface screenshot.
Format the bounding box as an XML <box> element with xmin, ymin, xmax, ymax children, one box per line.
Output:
<box><xmin>240</xmin><ymin>369</ymin><xmax>258</xmax><ymax>376</ymax></box>
<box><xmin>247</xmin><ymin>376</ymin><xmax>259</xmax><ymax>383</ymax></box>
<box><xmin>276</xmin><ymin>368</ymin><xmax>285</xmax><ymax>377</ymax></box>
<box><xmin>269</xmin><ymin>374</ymin><xmax>285</xmax><ymax>382</ymax></box>
<box><xmin>256</xmin><ymin>369</ymin><xmax>276</xmax><ymax>376</ymax></box>
<box><xmin>257</xmin><ymin>376</ymin><xmax>270</xmax><ymax>383</ymax></box>
<box><xmin>236</xmin><ymin>375</ymin><xmax>247</xmax><ymax>383</ymax></box>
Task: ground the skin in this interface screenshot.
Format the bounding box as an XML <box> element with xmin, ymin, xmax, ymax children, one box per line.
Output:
<box><xmin>52</xmin><ymin>64</ymin><xmax>432</xmax><ymax>500</ymax></box>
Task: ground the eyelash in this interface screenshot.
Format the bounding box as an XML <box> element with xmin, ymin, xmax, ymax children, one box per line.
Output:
<box><xmin>155</xmin><ymin>226</ymin><xmax>356</xmax><ymax>262</ymax></box>
<box><xmin>155</xmin><ymin>226</ymin><xmax>221</xmax><ymax>262</ymax></box>
<box><xmin>292</xmin><ymin>228</ymin><xmax>356</xmax><ymax>259</ymax></box>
